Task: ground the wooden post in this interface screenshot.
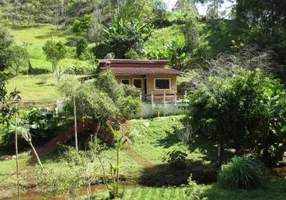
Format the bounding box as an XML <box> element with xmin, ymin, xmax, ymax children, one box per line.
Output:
<box><xmin>151</xmin><ymin>92</ymin><xmax>154</xmax><ymax>108</ymax></box>
<box><xmin>73</xmin><ymin>95</ymin><xmax>78</xmax><ymax>151</ymax></box>
<box><xmin>163</xmin><ymin>90</ymin><xmax>166</xmax><ymax>116</ymax></box>
<box><xmin>15</xmin><ymin>104</ymin><xmax>20</xmax><ymax>200</ymax></box>
<box><xmin>174</xmin><ymin>92</ymin><xmax>177</xmax><ymax>106</ymax></box>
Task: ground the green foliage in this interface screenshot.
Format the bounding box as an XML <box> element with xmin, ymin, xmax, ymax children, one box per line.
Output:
<box><xmin>39</xmin><ymin>144</ymin><xmax>101</xmax><ymax>197</ymax></box>
<box><xmin>186</xmin><ymin>174</ymin><xmax>208</xmax><ymax>200</ymax></box>
<box><xmin>118</xmin><ymin>0</ymin><xmax>154</xmax><ymax>22</ymax></box>
<box><xmin>42</xmin><ymin>40</ymin><xmax>67</xmax><ymax>83</ymax></box>
<box><xmin>124</xmin><ymin>48</ymin><xmax>140</xmax><ymax>59</ymax></box>
<box><xmin>165</xmin><ymin>39</ymin><xmax>186</xmax><ymax>70</ymax></box>
<box><xmin>118</xmin><ymin>96</ymin><xmax>143</xmax><ymax>119</ymax></box>
<box><xmin>0</xmin><ymin>27</ymin><xmax>14</xmax><ymax>71</ymax></box>
<box><xmin>163</xmin><ymin>149</ymin><xmax>188</xmax><ymax>169</ymax></box>
<box><xmin>122</xmin><ymin>84</ymin><xmax>141</xmax><ymax>98</ymax></box>
<box><xmin>76</xmin><ymin>37</ymin><xmax>88</xmax><ymax>58</ymax></box>
<box><xmin>103</xmin><ymin>15</ymin><xmax>153</xmax><ymax>58</ymax></box>
<box><xmin>183</xmin><ymin>14</ymin><xmax>200</xmax><ymax>52</ymax></box>
<box><xmin>188</xmin><ymin>69</ymin><xmax>286</xmax><ymax>165</ymax></box>
<box><xmin>57</xmin><ymin>75</ymin><xmax>81</xmax><ymax>97</ymax></box>
<box><xmin>95</xmin><ymin>71</ymin><xmax>124</xmax><ymax>102</ymax></box>
<box><xmin>7</xmin><ymin>45</ymin><xmax>29</xmax><ymax>75</ymax></box>
<box><xmin>218</xmin><ymin>157</ymin><xmax>270</xmax><ymax>190</ymax></box>
<box><xmin>1</xmin><ymin>108</ymin><xmax>55</xmax><ymax>148</ymax></box>
<box><xmin>0</xmin><ymin>73</ymin><xmax>21</xmax><ymax>125</ymax></box>
<box><xmin>42</xmin><ymin>40</ymin><xmax>67</xmax><ymax>72</ymax></box>
<box><xmin>72</xmin><ymin>14</ymin><xmax>92</xmax><ymax>35</ymax></box>
<box><xmin>91</xmin><ymin>42</ymin><xmax>111</xmax><ymax>59</ymax></box>
<box><xmin>62</xmin><ymin>84</ymin><xmax>119</xmax><ymax>124</ymax></box>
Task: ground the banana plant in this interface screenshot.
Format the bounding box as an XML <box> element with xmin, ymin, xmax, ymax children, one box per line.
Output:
<box><xmin>107</xmin><ymin>121</ymin><xmax>131</xmax><ymax>198</ymax></box>
<box><xmin>165</xmin><ymin>39</ymin><xmax>186</xmax><ymax>70</ymax></box>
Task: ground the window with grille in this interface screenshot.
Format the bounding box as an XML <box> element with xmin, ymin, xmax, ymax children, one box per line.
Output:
<box><xmin>133</xmin><ymin>79</ymin><xmax>142</xmax><ymax>88</ymax></box>
<box><xmin>155</xmin><ymin>79</ymin><xmax>170</xmax><ymax>89</ymax></box>
<box><xmin>121</xmin><ymin>79</ymin><xmax>130</xmax><ymax>85</ymax></box>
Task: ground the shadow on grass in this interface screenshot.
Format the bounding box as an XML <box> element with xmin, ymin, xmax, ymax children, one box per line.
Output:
<box><xmin>21</xmin><ymin>68</ymin><xmax>50</xmax><ymax>75</ymax></box>
<box><xmin>11</xmin><ymin>24</ymin><xmax>45</xmax><ymax>30</ymax></box>
<box><xmin>139</xmin><ymin>162</ymin><xmax>217</xmax><ymax>187</ymax></box>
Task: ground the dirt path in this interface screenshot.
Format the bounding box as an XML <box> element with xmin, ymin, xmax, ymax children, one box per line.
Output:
<box><xmin>123</xmin><ymin>146</ymin><xmax>158</xmax><ymax>174</ymax></box>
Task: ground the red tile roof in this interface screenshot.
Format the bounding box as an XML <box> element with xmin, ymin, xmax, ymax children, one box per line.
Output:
<box><xmin>109</xmin><ymin>67</ymin><xmax>181</xmax><ymax>75</ymax></box>
<box><xmin>99</xmin><ymin>59</ymin><xmax>181</xmax><ymax>75</ymax></box>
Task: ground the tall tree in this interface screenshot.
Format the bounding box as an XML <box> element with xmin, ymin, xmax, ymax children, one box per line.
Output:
<box><xmin>42</xmin><ymin>40</ymin><xmax>67</xmax><ymax>83</ymax></box>
<box><xmin>0</xmin><ymin>27</ymin><xmax>14</xmax><ymax>71</ymax></box>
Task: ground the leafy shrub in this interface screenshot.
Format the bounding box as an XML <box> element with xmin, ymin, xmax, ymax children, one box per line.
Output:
<box><xmin>186</xmin><ymin>174</ymin><xmax>208</xmax><ymax>200</ymax></box>
<box><xmin>122</xmin><ymin>84</ymin><xmax>141</xmax><ymax>98</ymax></box>
<box><xmin>58</xmin><ymin>75</ymin><xmax>81</xmax><ymax>97</ymax></box>
<box><xmin>64</xmin><ymin>60</ymin><xmax>94</xmax><ymax>75</ymax></box>
<box><xmin>218</xmin><ymin>157</ymin><xmax>270</xmax><ymax>190</ymax></box>
<box><xmin>118</xmin><ymin>96</ymin><xmax>143</xmax><ymax>119</ymax></box>
<box><xmin>163</xmin><ymin>149</ymin><xmax>188</xmax><ymax>169</ymax></box>
<box><xmin>91</xmin><ymin>42</ymin><xmax>111</xmax><ymax>59</ymax></box>
<box><xmin>72</xmin><ymin>14</ymin><xmax>92</xmax><ymax>35</ymax></box>
<box><xmin>188</xmin><ymin>69</ymin><xmax>286</xmax><ymax>165</ymax></box>
<box><xmin>76</xmin><ymin>37</ymin><xmax>88</xmax><ymax>58</ymax></box>
<box><xmin>124</xmin><ymin>48</ymin><xmax>140</xmax><ymax>59</ymax></box>
<box><xmin>0</xmin><ymin>108</ymin><xmax>56</xmax><ymax>148</ymax></box>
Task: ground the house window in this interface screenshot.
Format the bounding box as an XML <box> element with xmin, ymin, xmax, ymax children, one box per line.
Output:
<box><xmin>121</xmin><ymin>79</ymin><xmax>130</xmax><ymax>85</ymax></box>
<box><xmin>155</xmin><ymin>79</ymin><xmax>170</xmax><ymax>90</ymax></box>
<box><xmin>133</xmin><ymin>79</ymin><xmax>142</xmax><ymax>88</ymax></box>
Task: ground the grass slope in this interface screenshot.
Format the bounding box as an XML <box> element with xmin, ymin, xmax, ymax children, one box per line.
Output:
<box><xmin>6</xmin><ymin>74</ymin><xmax>61</xmax><ymax>101</ymax></box>
<box><xmin>5</xmin><ymin>25</ymin><xmax>83</xmax><ymax>101</ymax></box>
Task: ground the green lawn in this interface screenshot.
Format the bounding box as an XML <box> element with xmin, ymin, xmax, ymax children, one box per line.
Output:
<box><xmin>4</xmin><ymin>25</ymin><xmax>90</xmax><ymax>101</ymax></box>
<box><xmin>9</xmin><ymin>25</ymin><xmax>73</xmax><ymax>45</ymax></box>
<box><xmin>1</xmin><ymin>116</ymin><xmax>286</xmax><ymax>200</ymax></box>
<box><xmin>7</xmin><ymin>74</ymin><xmax>61</xmax><ymax>101</ymax></box>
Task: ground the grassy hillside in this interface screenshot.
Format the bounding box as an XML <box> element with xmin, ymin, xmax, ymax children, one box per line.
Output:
<box><xmin>7</xmin><ymin>74</ymin><xmax>61</xmax><ymax>101</ymax></box>
<box><xmin>5</xmin><ymin>25</ymin><xmax>85</xmax><ymax>101</ymax></box>
<box><xmin>144</xmin><ymin>19</ymin><xmax>245</xmax><ymax>59</ymax></box>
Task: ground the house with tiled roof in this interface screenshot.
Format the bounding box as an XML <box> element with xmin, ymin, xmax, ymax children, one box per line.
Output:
<box><xmin>98</xmin><ymin>59</ymin><xmax>181</xmax><ymax>102</ymax></box>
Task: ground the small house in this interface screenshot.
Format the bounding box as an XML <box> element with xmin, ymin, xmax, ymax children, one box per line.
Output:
<box><xmin>98</xmin><ymin>59</ymin><xmax>181</xmax><ymax>102</ymax></box>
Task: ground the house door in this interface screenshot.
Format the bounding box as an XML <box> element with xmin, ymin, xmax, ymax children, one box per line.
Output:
<box><xmin>144</xmin><ymin>78</ymin><xmax>147</xmax><ymax>99</ymax></box>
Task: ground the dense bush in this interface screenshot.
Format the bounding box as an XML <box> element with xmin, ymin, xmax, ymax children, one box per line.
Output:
<box><xmin>76</xmin><ymin>37</ymin><xmax>88</xmax><ymax>58</ymax></box>
<box><xmin>91</xmin><ymin>42</ymin><xmax>111</xmax><ymax>59</ymax></box>
<box><xmin>62</xmin><ymin>71</ymin><xmax>143</xmax><ymax>124</ymax></box>
<box><xmin>188</xmin><ymin>69</ymin><xmax>286</xmax><ymax>165</ymax></box>
<box><xmin>63</xmin><ymin>60</ymin><xmax>94</xmax><ymax>75</ymax></box>
<box><xmin>122</xmin><ymin>84</ymin><xmax>141</xmax><ymax>98</ymax></box>
<box><xmin>103</xmin><ymin>16</ymin><xmax>153</xmax><ymax>58</ymax></box>
<box><xmin>72</xmin><ymin>14</ymin><xmax>92</xmax><ymax>35</ymax></box>
<box><xmin>118</xmin><ymin>96</ymin><xmax>143</xmax><ymax>119</ymax></box>
<box><xmin>1</xmin><ymin>108</ymin><xmax>56</xmax><ymax>148</ymax></box>
<box><xmin>58</xmin><ymin>75</ymin><xmax>81</xmax><ymax>97</ymax></box>
<box><xmin>218</xmin><ymin>157</ymin><xmax>270</xmax><ymax>190</ymax></box>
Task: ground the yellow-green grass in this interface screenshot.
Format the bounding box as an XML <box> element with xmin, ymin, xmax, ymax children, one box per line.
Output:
<box><xmin>144</xmin><ymin>25</ymin><xmax>185</xmax><ymax>52</ymax></box>
<box><xmin>0</xmin><ymin>153</ymin><xmax>30</xmax><ymax>199</ymax></box>
<box><xmin>7</xmin><ymin>74</ymin><xmax>61</xmax><ymax>101</ymax></box>
<box><xmin>9</xmin><ymin>24</ymin><xmax>73</xmax><ymax>45</ymax></box>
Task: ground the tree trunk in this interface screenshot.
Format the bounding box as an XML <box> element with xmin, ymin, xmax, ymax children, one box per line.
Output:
<box><xmin>29</xmin><ymin>141</ymin><xmax>44</xmax><ymax>170</ymax></box>
<box><xmin>115</xmin><ymin>146</ymin><xmax>119</xmax><ymax>197</ymax></box>
<box><xmin>217</xmin><ymin>132</ymin><xmax>225</xmax><ymax>167</ymax></box>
